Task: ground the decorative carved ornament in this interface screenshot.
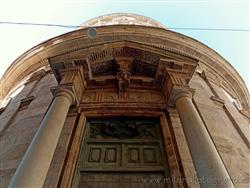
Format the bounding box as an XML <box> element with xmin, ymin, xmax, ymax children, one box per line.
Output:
<box><xmin>163</xmin><ymin>71</ymin><xmax>196</xmax><ymax>106</ymax></box>
<box><xmin>89</xmin><ymin>120</ymin><xmax>158</xmax><ymax>139</ymax></box>
<box><xmin>81</xmin><ymin>90</ymin><xmax>165</xmax><ymax>104</ymax></box>
<box><xmin>117</xmin><ymin>70</ymin><xmax>131</xmax><ymax>99</ymax></box>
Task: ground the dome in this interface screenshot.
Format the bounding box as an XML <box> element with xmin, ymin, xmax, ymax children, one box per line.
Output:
<box><xmin>78</xmin><ymin>13</ymin><xmax>167</xmax><ymax>29</ymax></box>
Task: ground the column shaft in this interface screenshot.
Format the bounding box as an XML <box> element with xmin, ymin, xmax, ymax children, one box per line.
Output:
<box><xmin>8</xmin><ymin>91</ymin><xmax>73</xmax><ymax>188</ymax></box>
<box><xmin>175</xmin><ymin>95</ymin><xmax>234</xmax><ymax>188</ymax></box>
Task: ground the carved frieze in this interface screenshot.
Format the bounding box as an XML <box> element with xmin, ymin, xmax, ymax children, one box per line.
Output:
<box><xmin>87</xmin><ymin>47</ymin><xmax>161</xmax><ymax>64</ymax></box>
<box><xmin>81</xmin><ymin>90</ymin><xmax>165</xmax><ymax>104</ymax></box>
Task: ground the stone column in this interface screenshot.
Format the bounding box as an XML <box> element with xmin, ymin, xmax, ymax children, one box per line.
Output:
<box><xmin>8</xmin><ymin>88</ymin><xmax>75</xmax><ymax>188</ymax></box>
<box><xmin>173</xmin><ymin>88</ymin><xmax>234</xmax><ymax>188</ymax></box>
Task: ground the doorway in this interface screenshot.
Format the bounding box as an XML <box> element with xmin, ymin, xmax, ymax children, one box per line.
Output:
<box><xmin>72</xmin><ymin>117</ymin><xmax>172</xmax><ymax>187</ymax></box>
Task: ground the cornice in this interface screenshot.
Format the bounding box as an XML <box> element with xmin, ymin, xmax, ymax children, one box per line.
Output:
<box><xmin>0</xmin><ymin>25</ymin><xmax>249</xmax><ymax>109</ymax></box>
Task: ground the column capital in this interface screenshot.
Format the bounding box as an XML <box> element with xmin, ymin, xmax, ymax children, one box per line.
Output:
<box><xmin>163</xmin><ymin>71</ymin><xmax>195</xmax><ymax>107</ymax></box>
<box><xmin>168</xmin><ymin>86</ymin><xmax>195</xmax><ymax>106</ymax></box>
<box><xmin>50</xmin><ymin>85</ymin><xmax>75</xmax><ymax>105</ymax></box>
<box><xmin>50</xmin><ymin>65</ymin><xmax>86</xmax><ymax>106</ymax></box>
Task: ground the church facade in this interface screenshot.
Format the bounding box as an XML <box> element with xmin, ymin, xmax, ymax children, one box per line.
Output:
<box><xmin>0</xmin><ymin>14</ymin><xmax>249</xmax><ymax>188</ymax></box>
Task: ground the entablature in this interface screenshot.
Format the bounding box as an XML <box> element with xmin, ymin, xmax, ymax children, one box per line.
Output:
<box><xmin>79</xmin><ymin>88</ymin><xmax>167</xmax><ymax>111</ymax></box>
<box><xmin>49</xmin><ymin>42</ymin><xmax>197</xmax><ymax>100</ymax></box>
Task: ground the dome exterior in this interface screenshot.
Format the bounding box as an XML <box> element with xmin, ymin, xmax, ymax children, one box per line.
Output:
<box><xmin>78</xmin><ymin>13</ymin><xmax>167</xmax><ymax>29</ymax></box>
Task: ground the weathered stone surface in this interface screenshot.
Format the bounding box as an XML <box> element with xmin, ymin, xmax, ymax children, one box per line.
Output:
<box><xmin>211</xmin><ymin>83</ymin><xmax>250</xmax><ymax>145</ymax></box>
<box><xmin>0</xmin><ymin>80</ymin><xmax>38</xmax><ymax>133</ymax></box>
<box><xmin>0</xmin><ymin>73</ymin><xmax>56</xmax><ymax>187</ymax></box>
<box><xmin>168</xmin><ymin>108</ymin><xmax>200</xmax><ymax>188</ymax></box>
<box><xmin>189</xmin><ymin>74</ymin><xmax>250</xmax><ymax>188</ymax></box>
<box><xmin>43</xmin><ymin>114</ymin><xmax>77</xmax><ymax>188</ymax></box>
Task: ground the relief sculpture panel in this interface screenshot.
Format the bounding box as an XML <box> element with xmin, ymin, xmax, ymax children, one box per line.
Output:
<box><xmin>88</xmin><ymin>121</ymin><xmax>158</xmax><ymax>139</ymax></box>
<box><xmin>81</xmin><ymin>90</ymin><xmax>165</xmax><ymax>104</ymax></box>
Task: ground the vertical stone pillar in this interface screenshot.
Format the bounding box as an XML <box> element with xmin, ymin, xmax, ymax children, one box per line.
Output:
<box><xmin>8</xmin><ymin>88</ymin><xmax>75</xmax><ymax>188</ymax></box>
<box><xmin>8</xmin><ymin>65</ymin><xmax>85</xmax><ymax>188</ymax></box>
<box><xmin>160</xmin><ymin>114</ymin><xmax>184</xmax><ymax>188</ymax></box>
<box><xmin>172</xmin><ymin>88</ymin><xmax>234</xmax><ymax>188</ymax></box>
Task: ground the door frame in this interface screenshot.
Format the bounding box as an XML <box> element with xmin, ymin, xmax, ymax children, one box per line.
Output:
<box><xmin>59</xmin><ymin>109</ymin><xmax>185</xmax><ymax>187</ymax></box>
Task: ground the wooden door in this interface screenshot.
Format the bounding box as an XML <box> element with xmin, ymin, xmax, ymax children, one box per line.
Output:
<box><xmin>73</xmin><ymin>117</ymin><xmax>172</xmax><ymax>188</ymax></box>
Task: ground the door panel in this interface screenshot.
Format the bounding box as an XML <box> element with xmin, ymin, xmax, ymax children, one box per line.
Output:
<box><xmin>84</xmin><ymin>144</ymin><xmax>121</xmax><ymax>168</ymax></box>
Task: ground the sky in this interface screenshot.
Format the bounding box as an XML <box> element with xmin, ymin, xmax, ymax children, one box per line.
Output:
<box><xmin>0</xmin><ymin>0</ymin><xmax>249</xmax><ymax>91</ymax></box>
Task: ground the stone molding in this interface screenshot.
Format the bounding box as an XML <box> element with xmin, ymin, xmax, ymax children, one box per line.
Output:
<box><xmin>240</xmin><ymin>107</ymin><xmax>250</xmax><ymax>118</ymax></box>
<box><xmin>210</xmin><ymin>96</ymin><xmax>225</xmax><ymax>107</ymax></box>
<box><xmin>19</xmin><ymin>96</ymin><xmax>35</xmax><ymax>110</ymax></box>
<box><xmin>25</xmin><ymin>69</ymin><xmax>46</xmax><ymax>84</ymax></box>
